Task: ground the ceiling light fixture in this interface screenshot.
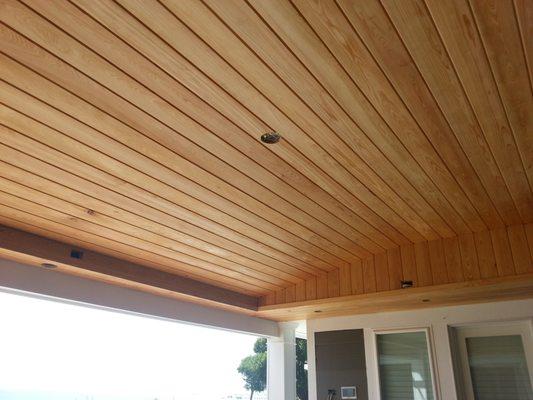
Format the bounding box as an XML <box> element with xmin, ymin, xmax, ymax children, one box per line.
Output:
<box><xmin>260</xmin><ymin>132</ymin><xmax>281</xmax><ymax>144</ymax></box>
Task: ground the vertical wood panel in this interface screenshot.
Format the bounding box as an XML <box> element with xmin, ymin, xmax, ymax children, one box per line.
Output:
<box><xmin>387</xmin><ymin>247</ymin><xmax>403</xmax><ymax>289</ymax></box>
<box><xmin>339</xmin><ymin>263</ymin><xmax>352</xmax><ymax>296</ymax></box>
<box><xmin>350</xmin><ymin>260</ymin><xmax>365</xmax><ymax>295</ymax></box>
<box><xmin>263</xmin><ymin>225</ymin><xmax>532</xmax><ymax>306</ymax></box>
<box><xmin>525</xmin><ymin>224</ymin><xmax>533</xmax><ymax>252</ymax></box>
<box><xmin>374</xmin><ymin>252</ymin><xmax>389</xmax><ymax>291</ymax></box>
<box><xmin>284</xmin><ymin>285</ymin><xmax>295</xmax><ymax>303</ymax></box>
<box><xmin>491</xmin><ymin>227</ymin><xmax>516</xmax><ymax>276</ymax></box>
<box><xmin>306</xmin><ymin>277</ymin><xmax>317</xmax><ymax>301</ymax></box>
<box><xmin>327</xmin><ymin>269</ymin><xmax>340</xmax><ymax>298</ymax></box>
<box><xmin>400</xmin><ymin>243</ymin><xmax>418</xmax><ymax>286</ymax></box>
<box><xmin>317</xmin><ymin>274</ymin><xmax>328</xmax><ymax>299</ymax></box>
<box><xmin>428</xmin><ymin>239</ymin><xmax>448</xmax><ymax>284</ymax></box>
<box><xmin>507</xmin><ymin>225</ymin><xmax>533</xmax><ymax>274</ymax></box>
<box><xmin>443</xmin><ymin>236</ymin><xmax>464</xmax><ymax>282</ymax></box>
<box><xmin>262</xmin><ymin>292</ymin><xmax>275</xmax><ymax>306</ymax></box>
<box><xmin>458</xmin><ymin>233</ymin><xmax>481</xmax><ymax>281</ymax></box>
<box><xmin>275</xmin><ymin>289</ymin><xmax>285</xmax><ymax>304</ymax></box>
<box><xmin>295</xmin><ymin>281</ymin><xmax>306</xmax><ymax>302</ymax></box>
<box><xmin>414</xmin><ymin>241</ymin><xmax>433</xmax><ymax>286</ymax></box>
<box><xmin>474</xmin><ymin>230</ymin><xmax>498</xmax><ymax>278</ymax></box>
<box><xmin>362</xmin><ymin>256</ymin><xmax>377</xmax><ymax>293</ymax></box>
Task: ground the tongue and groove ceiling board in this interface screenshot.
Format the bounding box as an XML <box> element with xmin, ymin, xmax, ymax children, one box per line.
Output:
<box><xmin>0</xmin><ymin>0</ymin><xmax>531</xmax><ymax>304</ymax></box>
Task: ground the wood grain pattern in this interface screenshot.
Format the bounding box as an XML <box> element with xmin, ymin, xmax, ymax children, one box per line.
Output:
<box><xmin>362</xmin><ymin>257</ymin><xmax>377</xmax><ymax>294</ymax></box>
<box><xmin>339</xmin><ymin>264</ymin><xmax>352</xmax><ymax>296</ymax></box>
<box><xmin>428</xmin><ymin>239</ymin><xmax>448</xmax><ymax>285</ymax></box>
<box><xmin>317</xmin><ymin>275</ymin><xmax>328</xmax><ymax>299</ymax></box>
<box><xmin>265</xmin><ymin>224</ymin><xmax>533</xmax><ymax>306</ymax></box>
<box><xmin>381</xmin><ymin>0</ymin><xmax>522</xmax><ymax>225</ymax></box>
<box><xmin>491</xmin><ymin>227</ymin><xmax>516</xmax><ymax>277</ymax></box>
<box><xmin>400</xmin><ymin>244</ymin><xmax>418</xmax><ymax>286</ymax></box>
<box><xmin>306</xmin><ymin>278</ymin><xmax>317</xmax><ymax>301</ymax></box>
<box><xmin>507</xmin><ymin>225</ymin><xmax>533</xmax><ymax>274</ymax></box>
<box><xmin>458</xmin><ymin>233</ymin><xmax>481</xmax><ymax>281</ymax></box>
<box><xmin>295</xmin><ymin>281</ymin><xmax>306</xmax><ymax>302</ymax></box>
<box><xmin>474</xmin><ymin>230</ymin><xmax>498</xmax><ymax>279</ymax></box>
<box><xmin>350</xmin><ymin>261</ymin><xmax>365</xmax><ymax>295</ymax></box>
<box><xmin>0</xmin><ymin>0</ymin><xmax>531</xmax><ymax>311</ymax></box>
<box><xmin>387</xmin><ymin>247</ymin><xmax>403</xmax><ymax>290</ymax></box>
<box><xmin>338</xmin><ymin>0</ymin><xmax>503</xmax><ymax>229</ymax></box>
<box><xmin>469</xmin><ymin>0</ymin><xmax>533</xmax><ymax>190</ymax></box>
<box><xmin>0</xmin><ymin>224</ymin><xmax>258</xmax><ymax>309</ymax></box>
<box><xmin>258</xmin><ymin>273</ymin><xmax>533</xmax><ymax>321</ymax></box>
<box><xmin>443</xmin><ymin>236</ymin><xmax>464</xmax><ymax>283</ymax></box>
<box><xmin>374</xmin><ymin>252</ymin><xmax>390</xmax><ymax>292</ymax></box>
<box><xmin>425</xmin><ymin>0</ymin><xmax>533</xmax><ymax>221</ymax></box>
<box><xmin>414</xmin><ymin>241</ymin><xmax>433</xmax><ymax>287</ymax></box>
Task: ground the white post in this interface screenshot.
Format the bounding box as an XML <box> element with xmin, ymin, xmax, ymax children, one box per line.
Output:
<box><xmin>267</xmin><ymin>322</ymin><xmax>298</xmax><ymax>400</ymax></box>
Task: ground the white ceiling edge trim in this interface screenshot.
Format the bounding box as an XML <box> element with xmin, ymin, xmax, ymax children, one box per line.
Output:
<box><xmin>0</xmin><ymin>257</ymin><xmax>279</xmax><ymax>337</ymax></box>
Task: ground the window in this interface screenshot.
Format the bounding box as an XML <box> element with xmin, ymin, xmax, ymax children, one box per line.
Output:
<box><xmin>375</xmin><ymin>329</ymin><xmax>437</xmax><ymax>400</ymax></box>
<box><xmin>454</xmin><ymin>322</ymin><xmax>533</xmax><ymax>400</ymax></box>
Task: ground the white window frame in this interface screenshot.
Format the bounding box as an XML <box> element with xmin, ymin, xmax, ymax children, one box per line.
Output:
<box><xmin>372</xmin><ymin>327</ymin><xmax>440</xmax><ymax>400</ymax></box>
<box><xmin>453</xmin><ymin>320</ymin><xmax>533</xmax><ymax>400</ymax></box>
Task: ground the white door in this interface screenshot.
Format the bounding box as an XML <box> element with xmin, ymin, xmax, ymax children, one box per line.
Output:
<box><xmin>455</xmin><ymin>321</ymin><xmax>533</xmax><ymax>400</ymax></box>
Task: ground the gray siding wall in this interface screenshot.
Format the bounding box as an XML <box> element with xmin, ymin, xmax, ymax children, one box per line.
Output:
<box><xmin>315</xmin><ymin>329</ymin><xmax>368</xmax><ymax>400</ymax></box>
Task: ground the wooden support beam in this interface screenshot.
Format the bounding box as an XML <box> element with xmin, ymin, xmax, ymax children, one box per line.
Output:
<box><xmin>0</xmin><ymin>225</ymin><xmax>258</xmax><ymax>310</ymax></box>
<box><xmin>257</xmin><ymin>273</ymin><xmax>533</xmax><ymax>321</ymax></box>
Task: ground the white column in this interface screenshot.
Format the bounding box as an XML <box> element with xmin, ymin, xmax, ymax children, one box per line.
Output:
<box><xmin>267</xmin><ymin>322</ymin><xmax>298</xmax><ymax>400</ymax></box>
<box><xmin>306</xmin><ymin>325</ymin><xmax>317</xmax><ymax>400</ymax></box>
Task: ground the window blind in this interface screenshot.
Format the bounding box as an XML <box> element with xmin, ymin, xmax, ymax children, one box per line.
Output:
<box><xmin>377</xmin><ymin>331</ymin><xmax>435</xmax><ymax>400</ymax></box>
<box><xmin>466</xmin><ymin>335</ymin><xmax>532</xmax><ymax>400</ymax></box>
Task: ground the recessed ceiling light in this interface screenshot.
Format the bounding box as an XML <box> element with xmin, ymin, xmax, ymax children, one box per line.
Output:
<box><xmin>260</xmin><ymin>132</ymin><xmax>281</xmax><ymax>144</ymax></box>
<box><xmin>41</xmin><ymin>263</ymin><xmax>57</xmax><ymax>269</ymax></box>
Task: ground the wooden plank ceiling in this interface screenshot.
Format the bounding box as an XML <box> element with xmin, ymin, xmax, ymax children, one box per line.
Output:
<box><xmin>0</xmin><ymin>0</ymin><xmax>531</xmax><ymax>314</ymax></box>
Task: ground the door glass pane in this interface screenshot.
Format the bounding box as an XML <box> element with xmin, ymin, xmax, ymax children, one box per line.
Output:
<box><xmin>466</xmin><ymin>335</ymin><xmax>533</xmax><ymax>400</ymax></box>
<box><xmin>377</xmin><ymin>331</ymin><xmax>435</xmax><ymax>400</ymax></box>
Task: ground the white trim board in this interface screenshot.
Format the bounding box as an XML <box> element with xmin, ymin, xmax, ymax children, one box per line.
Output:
<box><xmin>306</xmin><ymin>298</ymin><xmax>533</xmax><ymax>400</ymax></box>
<box><xmin>0</xmin><ymin>257</ymin><xmax>279</xmax><ymax>337</ymax></box>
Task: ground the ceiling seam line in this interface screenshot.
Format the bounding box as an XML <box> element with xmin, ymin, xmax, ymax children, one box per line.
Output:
<box><xmin>21</xmin><ymin>1</ymin><xmax>371</xmax><ymax>262</ymax></box>
<box><xmin>0</xmin><ymin>106</ymin><xmax>333</xmax><ymax>275</ymax></box>
<box><xmin>464</xmin><ymin>0</ymin><xmax>533</xmax><ymax>194</ymax></box>
<box><xmin>0</xmin><ymin>170</ymin><xmax>302</xmax><ymax>285</ymax></box>
<box><xmin>286</xmin><ymin>0</ymin><xmax>468</xmax><ymax>236</ymax></box>
<box><xmin>375</xmin><ymin>0</ymin><xmax>507</xmax><ymax>227</ymax></box>
<box><xmin>423</xmin><ymin>0</ymin><xmax>527</xmax><ymax>221</ymax></box>
<box><xmin>332</xmin><ymin>0</ymin><xmax>489</xmax><ymax>233</ymax></box>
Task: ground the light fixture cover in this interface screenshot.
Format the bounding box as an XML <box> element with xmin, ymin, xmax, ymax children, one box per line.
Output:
<box><xmin>260</xmin><ymin>132</ymin><xmax>281</xmax><ymax>144</ymax></box>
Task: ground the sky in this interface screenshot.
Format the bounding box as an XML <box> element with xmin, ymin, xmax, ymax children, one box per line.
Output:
<box><xmin>0</xmin><ymin>290</ymin><xmax>263</xmax><ymax>400</ymax></box>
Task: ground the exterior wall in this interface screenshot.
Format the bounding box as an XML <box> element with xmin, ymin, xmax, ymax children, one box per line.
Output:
<box><xmin>315</xmin><ymin>329</ymin><xmax>368</xmax><ymax>400</ymax></box>
<box><xmin>307</xmin><ymin>298</ymin><xmax>533</xmax><ymax>400</ymax></box>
